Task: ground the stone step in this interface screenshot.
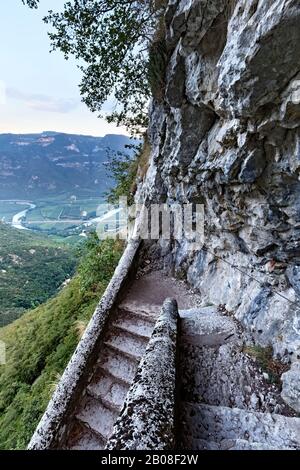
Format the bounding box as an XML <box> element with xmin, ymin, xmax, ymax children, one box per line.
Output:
<box><xmin>180</xmin><ymin>402</ymin><xmax>300</xmax><ymax>449</ymax></box>
<box><xmin>229</xmin><ymin>439</ymin><xmax>293</xmax><ymax>450</ymax></box>
<box><xmin>179</xmin><ymin>306</ymin><xmax>219</xmax><ymax>318</ymax></box>
<box><xmin>186</xmin><ymin>438</ymin><xmax>220</xmax><ymax>450</ymax></box>
<box><xmin>118</xmin><ymin>301</ymin><xmax>158</xmax><ymax>323</ymax></box>
<box><xmin>103</xmin><ymin>342</ymin><xmax>141</xmax><ymax>364</ymax></box>
<box><xmin>97</xmin><ymin>346</ymin><xmax>139</xmax><ymax>384</ymax></box>
<box><xmin>104</xmin><ymin>327</ymin><xmax>148</xmax><ymax>361</ymax></box>
<box><xmin>180</xmin><ymin>314</ymin><xmax>236</xmax><ymax>347</ymax></box>
<box><xmin>118</xmin><ymin>306</ymin><xmax>157</xmax><ymax>325</ymax></box>
<box><xmin>76</xmin><ymin>394</ymin><xmax>118</xmax><ymax>441</ymax></box>
<box><xmin>113</xmin><ymin>312</ymin><xmax>155</xmax><ymax>339</ymax></box>
<box><xmin>87</xmin><ymin>368</ymin><xmax>129</xmax><ymax>411</ymax></box>
<box><xmin>66</xmin><ymin>420</ymin><xmax>106</xmax><ymax>450</ymax></box>
<box><xmin>187</xmin><ymin>437</ymin><xmax>292</xmax><ymax>450</ymax></box>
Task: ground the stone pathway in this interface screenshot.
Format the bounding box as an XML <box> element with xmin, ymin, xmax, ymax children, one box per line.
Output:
<box><xmin>65</xmin><ymin>303</ymin><xmax>157</xmax><ymax>449</ymax></box>
<box><xmin>63</xmin><ymin>270</ymin><xmax>199</xmax><ymax>450</ymax></box>
<box><xmin>54</xmin><ymin>269</ymin><xmax>300</xmax><ymax>450</ymax></box>
<box><xmin>178</xmin><ymin>307</ymin><xmax>300</xmax><ymax>450</ymax></box>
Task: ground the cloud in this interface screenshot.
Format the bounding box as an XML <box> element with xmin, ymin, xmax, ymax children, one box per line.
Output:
<box><xmin>7</xmin><ymin>87</ymin><xmax>79</xmax><ymax>113</ymax></box>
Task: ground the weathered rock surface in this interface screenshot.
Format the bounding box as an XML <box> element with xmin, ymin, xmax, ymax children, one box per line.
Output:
<box><xmin>137</xmin><ymin>0</ymin><xmax>300</xmax><ymax>413</ymax></box>
<box><xmin>282</xmin><ymin>362</ymin><xmax>300</xmax><ymax>413</ymax></box>
<box><xmin>178</xmin><ymin>307</ymin><xmax>300</xmax><ymax>450</ymax></box>
<box><xmin>181</xmin><ymin>403</ymin><xmax>300</xmax><ymax>450</ymax></box>
<box><xmin>106</xmin><ymin>299</ymin><xmax>179</xmax><ymax>450</ymax></box>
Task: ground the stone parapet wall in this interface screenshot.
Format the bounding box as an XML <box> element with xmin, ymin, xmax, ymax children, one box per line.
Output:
<box><xmin>28</xmin><ymin>239</ymin><xmax>141</xmax><ymax>450</ymax></box>
<box><xmin>106</xmin><ymin>298</ymin><xmax>179</xmax><ymax>450</ymax></box>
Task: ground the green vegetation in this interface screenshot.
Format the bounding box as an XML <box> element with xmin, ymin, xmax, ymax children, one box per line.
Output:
<box><xmin>106</xmin><ymin>139</ymin><xmax>151</xmax><ymax>204</ymax></box>
<box><xmin>244</xmin><ymin>345</ymin><xmax>289</xmax><ymax>385</ymax></box>
<box><xmin>23</xmin><ymin>197</ymin><xmax>102</xmax><ymax>236</ymax></box>
<box><xmin>0</xmin><ymin>235</ymin><xmax>123</xmax><ymax>449</ymax></box>
<box><xmin>106</xmin><ymin>151</ymin><xmax>139</xmax><ymax>205</ymax></box>
<box><xmin>0</xmin><ymin>223</ymin><xmax>77</xmax><ymax>326</ymax></box>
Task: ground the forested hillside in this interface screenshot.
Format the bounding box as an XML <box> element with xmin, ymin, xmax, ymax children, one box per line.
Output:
<box><xmin>0</xmin><ymin>235</ymin><xmax>123</xmax><ymax>449</ymax></box>
<box><xmin>0</xmin><ymin>223</ymin><xmax>76</xmax><ymax>326</ymax></box>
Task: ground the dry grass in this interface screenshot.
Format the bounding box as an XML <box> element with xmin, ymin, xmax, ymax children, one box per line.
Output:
<box><xmin>48</xmin><ymin>372</ymin><xmax>62</xmax><ymax>395</ymax></box>
<box><xmin>73</xmin><ymin>319</ymin><xmax>88</xmax><ymax>340</ymax></box>
<box><xmin>137</xmin><ymin>136</ymin><xmax>151</xmax><ymax>181</ymax></box>
<box><xmin>244</xmin><ymin>345</ymin><xmax>290</xmax><ymax>385</ymax></box>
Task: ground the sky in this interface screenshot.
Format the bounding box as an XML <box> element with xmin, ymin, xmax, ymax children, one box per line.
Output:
<box><xmin>0</xmin><ymin>1</ymin><xmax>126</xmax><ymax>137</ymax></box>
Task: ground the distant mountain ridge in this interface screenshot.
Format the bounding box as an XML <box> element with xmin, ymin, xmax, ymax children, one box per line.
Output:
<box><xmin>0</xmin><ymin>132</ymin><xmax>134</xmax><ymax>199</ymax></box>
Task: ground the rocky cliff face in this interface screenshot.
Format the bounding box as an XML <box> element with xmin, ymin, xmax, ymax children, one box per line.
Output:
<box><xmin>138</xmin><ymin>0</ymin><xmax>300</xmax><ymax>411</ymax></box>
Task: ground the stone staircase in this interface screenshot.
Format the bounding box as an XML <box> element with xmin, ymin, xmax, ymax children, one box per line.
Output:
<box><xmin>65</xmin><ymin>303</ymin><xmax>157</xmax><ymax>450</ymax></box>
<box><xmin>28</xmin><ymin>269</ymin><xmax>200</xmax><ymax>451</ymax></box>
<box><xmin>29</xmin><ymin>267</ymin><xmax>300</xmax><ymax>451</ymax></box>
<box><xmin>178</xmin><ymin>307</ymin><xmax>300</xmax><ymax>450</ymax></box>
<box><xmin>64</xmin><ymin>277</ymin><xmax>300</xmax><ymax>451</ymax></box>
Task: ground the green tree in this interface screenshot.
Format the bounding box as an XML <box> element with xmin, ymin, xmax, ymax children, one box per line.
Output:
<box><xmin>23</xmin><ymin>0</ymin><xmax>167</xmax><ymax>133</ymax></box>
<box><xmin>105</xmin><ymin>144</ymin><xmax>140</xmax><ymax>204</ymax></box>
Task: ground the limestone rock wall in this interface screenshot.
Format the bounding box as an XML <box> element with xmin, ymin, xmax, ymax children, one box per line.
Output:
<box><xmin>137</xmin><ymin>0</ymin><xmax>300</xmax><ymax>409</ymax></box>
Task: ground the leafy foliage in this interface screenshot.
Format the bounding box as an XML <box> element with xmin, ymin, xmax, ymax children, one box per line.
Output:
<box><xmin>23</xmin><ymin>0</ymin><xmax>168</xmax><ymax>132</ymax></box>
<box><xmin>78</xmin><ymin>232</ymin><xmax>124</xmax><ymax>291</ymax></box>
<box><xmin>22</xmin><ymin>0</ymin><xmax>38</xmax><ymax>7</ymax></box>
<box><xmin>105</xmin><ymin>137</ymin><xmax>151</xmax><ymax>205</ymax></box>
<box><xmin>0</xmin><ymin>235</ymin><xmax>123</xmax><ymax>449</ymax></box>
<box><xmin>105</xmin><ymin>146</ymin><xmax>140</xmax><ymax>205</ymax></box>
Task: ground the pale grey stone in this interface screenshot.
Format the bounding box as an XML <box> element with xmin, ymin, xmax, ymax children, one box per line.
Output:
<box><xmin>281</xmin><ymin>362</ymin><xmax>300</xmax><ymax>413</ymax></box>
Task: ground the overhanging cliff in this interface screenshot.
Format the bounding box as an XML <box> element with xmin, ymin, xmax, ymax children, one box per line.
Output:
<box><xmin>137</xmin><ymin>0</ymin><xmax>300</xmax><ymax>411</ymax></box>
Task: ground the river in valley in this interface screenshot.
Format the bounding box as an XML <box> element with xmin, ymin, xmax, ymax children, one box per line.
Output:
<box><xmin>11</xmin><ymin>202</ymin><xmax>36</xmax><ymax>230</ymax></box>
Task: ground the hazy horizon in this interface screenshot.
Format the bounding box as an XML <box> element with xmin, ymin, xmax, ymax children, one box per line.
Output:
<box><xmin>0</xmin><ymin>130</ymin><xmax>128</xmax><ymax>137</ymax></box>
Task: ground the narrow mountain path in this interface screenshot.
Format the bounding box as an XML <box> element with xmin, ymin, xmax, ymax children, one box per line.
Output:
<box><xmin>63</xmin><ymin>271</ymin><xmax>199</xmax><ymax>450</ymax></box>
<box><xmin>52</xmin><ymin>269</ymin><xmax>300</xmax><ymax>450</ymax></box>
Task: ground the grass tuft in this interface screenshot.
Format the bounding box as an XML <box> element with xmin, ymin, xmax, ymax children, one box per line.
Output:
<box><xmin>244</xmin><ymin>345</ymin><xmax>289</xmax><ymax>386</ymax></box>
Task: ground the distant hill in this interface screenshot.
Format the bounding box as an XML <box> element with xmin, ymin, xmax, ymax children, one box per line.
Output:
<box><xmin>0</xmin><ymin>132</ymin><xmax>134</xmax><ymax>199</ymax></box>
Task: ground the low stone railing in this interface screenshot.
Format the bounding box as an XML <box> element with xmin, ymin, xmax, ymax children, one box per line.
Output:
<box><xmin>106</xmin><ymin>298</ymin><xmax>179</xmax><ymax>450</ymax></box>
<box><xmin>28</xmin><ymin>239</ymin><xmax>141</xmax><ymax>450</ymax></box>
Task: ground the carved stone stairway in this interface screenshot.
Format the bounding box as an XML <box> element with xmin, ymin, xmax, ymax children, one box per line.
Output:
<box><xmin>65</xmin><ymin>303</ymin><xmax>157</xmax><ymax>449</ymax></box>
<box><xmin>29</xmin><ymin>262</ymin><xmax>300</xmax><ymax>451</ymax></box>
<box><xmin>178</xmin><ymin>308</ymin><xmax>300</xmax><ymax>450</ymax></box>
<box><xmin>56</xmin><ymin>270</ymin><xmax>199</xmax><ymax>450</ymax></box>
